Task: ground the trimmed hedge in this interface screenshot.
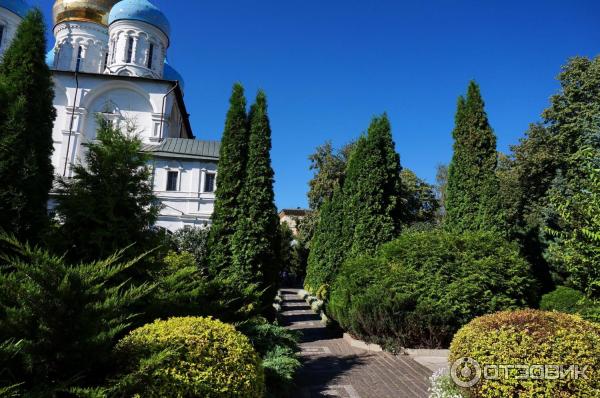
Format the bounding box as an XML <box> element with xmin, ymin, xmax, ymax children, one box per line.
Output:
<box><xmin>540</xmin><ymin>286</ymin><xmax>600</xmax><ymax>323</ymax></box>
<box><xmin>450</xmin><ymin>310</ymin><xmax>600</xmax><ymax>397</ymax></box>
<box><xmin>328</xmin><ymin>230</ymin><xmax>537</xmax><ymax>349</ymax></box>
<box><xmin>113</xmin><ymin>317</ymin><xmax>265</xmax><ymax>397</ymax></box>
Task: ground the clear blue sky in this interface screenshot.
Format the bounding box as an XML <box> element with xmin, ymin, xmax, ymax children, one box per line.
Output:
<box><xmin>31</xmin><ymin>0</ymin><xmax>600</xmax><ymax>209</ymax></box>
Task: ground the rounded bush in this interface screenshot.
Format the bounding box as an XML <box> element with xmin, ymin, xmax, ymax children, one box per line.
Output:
<box><xmin>540</xmin><ymin>286</ymin><xmax>600</xmax><ymax>323</ymax></box>
<box><xmin>115</xmin><ymin>317</ymin><xmax>265</xmax><ymax>397</ymax></box>
<box><xmin>450</xmin><ymin>310</ymin><xmax>600</xmax><ymax>397</ymax></box>
<box><xmin>328</xmin><ymin>230</ymin><xmax>537</xmax><ymax>348</ymax></box>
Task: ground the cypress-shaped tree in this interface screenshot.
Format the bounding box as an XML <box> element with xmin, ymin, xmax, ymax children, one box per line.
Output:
<box><xmin>343</xmin><ymin>114</ymin><xmax>402</xmax><ymax>256</ymax></box>
<box><xmin>206</xmin><ymin>84</ymin><xmax>249</xmax><ymax>274</ymax></box>
<box><xmin>304</xmin><ymin>185</ymin><xmax>347</xmax><ymax>294</ymax></box>
<box><xmin>445</xmin><ymin>81</ymin><xmax>503</xmax><ymax>232</ymax></box>
<box><xmin>0</xmin><ymin>9</ymin><xmax>56</xmax><ymax>242</ymax></box>
<box><xmin>231</xmin><ymin>91</ymin><xmax>279</xmax><ymax>296</ymax></box>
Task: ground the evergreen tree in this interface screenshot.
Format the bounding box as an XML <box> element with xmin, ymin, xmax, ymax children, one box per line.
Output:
<box><xmin>445</xmin><ymin>81</ymin><xmax>502</xmax><ymax>232</ymax></box>
<box><xmin>206</xmin><ymin>84</ymin><xmax>248</xmax><ymax>274</ymax></box>
<box><xmin>0</xmin><ymin>9</ymin><xmax>56</xmax><ymax>242</ymax></box>
<box><xmin>304</xmin><ymin>186</ymin><xmax>347</xmax><ymax>294</ymax></box>
<box><xmin>55</xmin><ymin>118</ymin><xmax>159</xmax><ymax>262</ymax></box>
<box><xmin>343</xmin><ymin>114</ymin><xmax>402</xmax><ymax>256</ymax></box>
<box><xmin>231</xmin><ymin>91</ymin><xmax>279</xmax><ymax>296</ymax></box>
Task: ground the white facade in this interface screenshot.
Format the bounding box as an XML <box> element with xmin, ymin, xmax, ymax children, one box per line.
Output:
<box><xmin>0</xmin><ymin>5</ymin><xmax>23</xmax><ymax>58</ymax></box>
<box><xmin>150</xmin><ymin>157</ymin><xmax>218</xmax><ymax>231</ymax></box>
<box><xmin>1</xmin><ymin>0</ymin><xmax>217</xmax><ymax>232</ymax></box>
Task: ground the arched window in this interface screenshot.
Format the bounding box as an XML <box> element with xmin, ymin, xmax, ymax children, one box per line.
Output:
<box><xmin>126</xmin><ymin>37</ymin><xmax>134</xmax><ymax>63</ymax></box>
<box><xmin>75</xmin><ymin>46</ymin><xmax>83</xmax><ymax>71</ymax></box>
<box><xmin>103</xmin><ymin>51</ymin><xmax>109</xmax><ymax>71</ymax></box>
<box><xmin>147</xmin><ymin>43</ymin><xmax>154</xmax><ymax>69</ymax></box>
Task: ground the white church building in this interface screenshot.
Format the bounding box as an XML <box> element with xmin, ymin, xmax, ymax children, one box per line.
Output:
<box><xmin>0</xmin><ymin>0</ymin><xmax>218</xmax><ymax>231</ymax></box>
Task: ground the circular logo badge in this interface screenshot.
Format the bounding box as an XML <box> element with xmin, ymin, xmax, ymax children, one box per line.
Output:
<box><xmin>450</xmin><ymin>357</ymin><xmax>482</xmax><ymax>388</ymax></box>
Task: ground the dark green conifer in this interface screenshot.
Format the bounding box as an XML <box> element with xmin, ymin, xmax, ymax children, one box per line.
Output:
<box><xmin>445</xmin><ymin>81</ymin><xmax>503</xmax><ymax>232</ymax></box>
<box><xmin>206</xmin><ymin>84</ymin><xmax>249</xmax><ymax>274</ymax></box>
<box><xmin>343</xmin><ymin>114</ymin><xmax>402</xmax><ymax>255</ymax></box>
<box><xmin>0</xmin><ymin>10</ymin><xmax>56</xmax><ymax>242</ymax></box>
<box><xmin>231</xmin><ymin>91</ymin><xmax>279</xmax><ymax>296</ymax></box>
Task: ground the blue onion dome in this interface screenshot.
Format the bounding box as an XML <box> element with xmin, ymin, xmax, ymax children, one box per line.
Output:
<box><xmin>164</xmin><ymin>59</ymin><xmax>184</xmax><ymax>89</ymax></box>
<box><xmin>0</xmin><ymin>0</ymin><xmax>30</xmax><ymax>18</ymax></box>
<box><xmin>109</xmin><ymin>0</ymin><xmax>170</xmax><ymax>37</ymax></box>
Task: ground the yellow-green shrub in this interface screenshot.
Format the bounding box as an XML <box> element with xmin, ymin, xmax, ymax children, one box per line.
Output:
<box><xmin>450</xmin><ymin>310</ymin><xmax>600</xmax><ymax>397</ymax></box>
<box><xmin>114</xmin><ymin>317</ymin><xmax>265</xmax><ymax>398</ymax></box>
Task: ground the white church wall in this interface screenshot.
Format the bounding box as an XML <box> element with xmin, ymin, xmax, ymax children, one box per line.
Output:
<box><xmin>0</xmin><ymin>8</ymin><xmax>22</xmax><ymax>59</ymax></box>
<box><xmin>52</xmin><ymin>21</ymin><xmax>109</xmax><ymax>74</ymax></box>
<box><xmin>151</xmin><ymin>157</ymin><xmax>217</xmax><ymax>231</ymax></box>
<box><xmin>51</xmin><ymin>72</ymin><xmax>187</xmax><ymax>177</ymax></box>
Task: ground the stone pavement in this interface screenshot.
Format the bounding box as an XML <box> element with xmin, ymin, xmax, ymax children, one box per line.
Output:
<box><xmin>279</xmin><ymin>288</ymin><xmax>431</xmax><ymax>398</ymax></box>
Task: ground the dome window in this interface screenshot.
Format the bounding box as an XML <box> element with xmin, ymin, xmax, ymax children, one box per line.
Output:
<box><xmin>126</xmin><ymin>37</ymin><xmax>134</xmax><ymax>63</ymax></box>
<box><xmin>147</xmin><ymin>43</ymin><xmax>154</xmax><ymax>69</ymax></box>
<box><xmin>75</xmin><ymin>46</ymin><xmax>83</xmax><ymax>71</ymax></box>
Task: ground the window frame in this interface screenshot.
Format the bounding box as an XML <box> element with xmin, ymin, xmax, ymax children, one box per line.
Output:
<box><xmin>204</xmin><ymin>172</ymin><xmax>216</xmax><ymax>193</ymax></box>
<box><xmin>126</xmin><ymin>37</ymin><xmax>134</xmax><ymax>63</ymax></box>
<box><xmin>166</xmin><ymin>170</ymin><xmax>179</xmax><ymax>192</ymax></box>
<box><xmin>147</xmin><ymin>43</ymin><xmax>154</xmax><ymax>69</ymax></box>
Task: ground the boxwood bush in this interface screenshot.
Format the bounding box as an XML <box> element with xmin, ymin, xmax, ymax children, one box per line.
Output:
<box><xmin>540</xmin><ymin>286</ymin><xmax>600</xmax><ymax>323</ymax></box>
<box><xmin>113</xmin><ymin>317</ymin><xmax>265</xmax><ymax>397</ymax></box>
<box><xmin>450</xmin><ymin>310</ymin><xmax>600</xmax><ymax>397</ymax></box>
<box><xmin>328</xmin><ymin>230</ymin><xmax>537</xmax><ymax>349</ymax></box>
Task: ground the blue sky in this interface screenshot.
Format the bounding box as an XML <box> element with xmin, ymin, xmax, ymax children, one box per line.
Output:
<box><xmin>31</xmin><ymin>0</ymin><xmax>600</xmax><ymax>209</ymax></box>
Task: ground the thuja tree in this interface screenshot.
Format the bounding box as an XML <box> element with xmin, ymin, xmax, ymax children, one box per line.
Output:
<box><xmin>343</xmin><ymin>114</ymin><xmax>402</xmax><ymax>256</ymax></box>
<box><xmin>232</xmin><ymin>91</ymin><xmax>280</xmax><ymax>298</ymax></box>
<box><xmin>205</xmin><ymin>84</ymin><xmax>249</xmax><ymax>275</ymax></box>
<box><xmin>305</xmin><ymin>186</ymin><xmax>347</xmax><ymax>295</ymax></box>
<box><xmin>55</xmin><ymin>118</ymin><xmax>160</xmax><ymax>262</ymax></box>
<box><xmin>0</xmin><ymin>9</ymin><xmax>56</xmax><ymax>243</ymax></box>
<box><xmin>445</xmin><ymin>81</ymin><xmax>503</xmax><ymax>233</ymax></box>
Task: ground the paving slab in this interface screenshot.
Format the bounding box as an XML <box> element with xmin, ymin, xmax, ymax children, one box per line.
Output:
<box><xmin>279</xmin><ymin>288</ymin><xmax>431</xmax><ymax>398</ymax></box>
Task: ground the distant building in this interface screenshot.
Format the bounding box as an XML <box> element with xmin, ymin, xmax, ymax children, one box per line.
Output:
<box><xmin>278</xmin><ymin>208</ymin><xmax>311</xmax><ymax>236</ymax></box>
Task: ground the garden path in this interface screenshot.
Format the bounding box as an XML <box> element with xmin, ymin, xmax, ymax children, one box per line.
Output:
<box><xmin>280</xmin><ymin>288</ymin><xmax>431</xmax><ymax>398</ymax></box>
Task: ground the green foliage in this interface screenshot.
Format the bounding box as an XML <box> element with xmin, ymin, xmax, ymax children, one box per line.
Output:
<box><xmin>0</xmin><ymin>9</ymin><xmax>56</xmax><ymax>243</ymax></box>
<box><xmin>450</xmin><ymin>310</ymin><xmax>600</xmax><ymax>397</ymax></box>
<box><xmin>328</xmin><ymin>230</ymin><xmax>537</xmax><ymax>349</ymax></box>
<box><xmin>171</xmin><ymin>226</ymin><xmax>209</xmax><ymax>271</ymax></box>
<box><xmin>237</xmin><ymin>318</ymin><xmax>301</xmax><ymax>398</ymax></box>
<box><xmin>0</xmin><ymin>235</ymin><xmax>152</xmax><ymax>395</ymax></box>
<box><xmin>545</xmin><ymin>147</ymin><xmax>600</xmax><ymax>298</ymax></box>
<box><xmin>343</xmin><ymin>114</ymin><xmax>402</xmax><ymax>256</ymax></box>
<box><xmin>206</xmin><ymin>83</ymin><xmax>249</xmax><ymax>274</ymax></box>
<box><xmin>305</xmin><ymin>187</ymin><xmax>347</xmax><ymax>293</ymax></box>
<box><xmin>55</xmin><ymin>118</ymin><xmax>160</xmax><ymax>263</ymax></box>
<box><xmin>540</xmin><ymin>286</ymin><xmax>600</xmax><ymax>323</ymax></box>
<box><xmin>445</xmin><ymin>81</ymin><xmax>503</xmax><ymax>233</ymax></box>
<box><xmin>232</xmin><ymin>91</ymin><xmax>280</xmax><ymax>302</ymax></box>
<box><xmin>113</xmin><ymin>317</ymin><xmax>265</xmax><ymax>398</ymax></box>
<box><xmin>400</xmin><ymin>168</ymin><xmax>439</xmax><ymax>226</ymax></box>
<box><xmin>307</xmin><ymin>140</ymin><xmax>354</xmax><ymax>210</ymax></box>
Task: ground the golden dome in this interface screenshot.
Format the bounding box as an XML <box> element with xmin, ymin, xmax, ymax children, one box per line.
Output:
<box><xmin>53</xmin><ymin>0</ymin><xmax>121</xmax><ymax>27</ymax></box>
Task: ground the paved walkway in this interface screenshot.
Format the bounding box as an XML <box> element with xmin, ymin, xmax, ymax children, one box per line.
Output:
<box><xmin>279</xmin><ymin>288</ymin><xmax>431</xmax><ymax>398</ymax></box>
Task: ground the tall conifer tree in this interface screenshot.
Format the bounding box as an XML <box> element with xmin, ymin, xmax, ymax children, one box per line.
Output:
<box><xmin>445</xmin><ymin>81</ymin><xmax>502</xmax><ymax>232</ymax></box>
<box><xmin>231</xmin><ymin>91</ymin><xmax>279</xmax><ymax>296</ymax></box>
<box><xmin>0</xmin><ymin>10</ymin><xmax>56</xmax><ymax>242</ymax></box>
<box><xmin>343</xmin><ymin>114</ymin><xmax>402</xmax><ymax>256</ymax></box>
<box><xmin>206</xmin><ymin>84</ymin><xmax>249</xmax><ymax>274</ymax></box>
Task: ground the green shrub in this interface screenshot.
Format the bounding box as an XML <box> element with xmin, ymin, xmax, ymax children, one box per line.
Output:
<box><xmin>328</xmin><ymin>230</ymin><xmax>537</xmax><ymax>349</ymax></box>
<box><xmin>540</xmin><ymin>286</ymin><xmax>600</xmax><ymax>323</ymax></box>
<box><xmin>113</xmin><ymin>317</ymin><xmax>265</xmax><ymax>398</ymax></box>
<box><xmin>449</xmin><ymin>310</ymin><xmax>600</xmax><ymax>397</ymax></box>
<box><xmin>237</xmin><ymin>319</ymin><xmax>301</xmax><ymax>398</ymax></box>
<box><xmin>0</xmin><ymin>236</ymin><xmax>151</xmax><ymax>395</ymax></box>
